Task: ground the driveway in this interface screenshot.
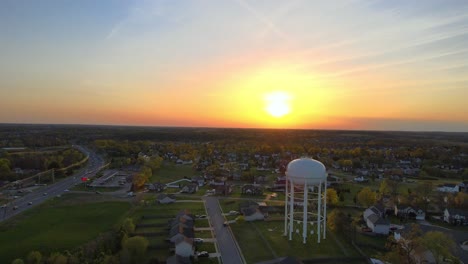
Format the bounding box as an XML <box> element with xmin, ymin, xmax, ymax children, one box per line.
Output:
<box><xmin>204</xmin><ymin>196</ymin><xmax>245</xmax><ymax>264</ymax></box>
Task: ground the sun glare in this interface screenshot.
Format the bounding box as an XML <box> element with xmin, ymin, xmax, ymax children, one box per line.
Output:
<box><xmin>265</xmin><ymin>91</ymin><xmax>291</xmax><ymax>118</ymax></box>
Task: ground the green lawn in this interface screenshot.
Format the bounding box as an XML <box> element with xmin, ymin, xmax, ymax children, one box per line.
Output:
<box><xmin>0</xmin><ymin>197</ymin><xmax>130</xmax><ymax>263</ymax></box>
<box><xmin>150</xmin><ymin>164</ymin><xmax>198</xmax><ymax>184</ymax></box>
<box><xmin>231</xmin><ymin>220</ymin><xmax>361</xmax><ymax>263</ymax></box>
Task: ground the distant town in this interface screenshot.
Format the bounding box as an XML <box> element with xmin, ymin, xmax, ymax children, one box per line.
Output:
<box><xmin>0</xmin><ymin>124</ymin><xmax>467</xmax><ymax>264</ymax></box>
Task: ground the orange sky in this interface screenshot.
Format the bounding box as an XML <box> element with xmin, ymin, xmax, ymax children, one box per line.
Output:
<box><xmin>1</xmin><ymin>1</ymin><xmax>467</xmax><ymax>131</ymax></box>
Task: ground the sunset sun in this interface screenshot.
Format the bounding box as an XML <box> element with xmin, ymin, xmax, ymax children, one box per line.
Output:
<box><xmin>265</xmin><ymin>91</ymin><xmax>291</xmax><ymax>118</ymax></box>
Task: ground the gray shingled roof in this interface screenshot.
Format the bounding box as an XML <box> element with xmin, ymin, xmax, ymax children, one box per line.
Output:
<box><xmin>368</xmin><ymin>214</ymin><xmax>389</xmax><ymax>225</ymax></box>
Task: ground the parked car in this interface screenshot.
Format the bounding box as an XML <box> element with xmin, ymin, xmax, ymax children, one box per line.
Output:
<box><xmin>13</xmin><ymin>206</ymin><xmax>18</xmax><ymax>210</ymax></box>
<box><xmin>194</xmin><ymin>238</ymin><xmax>204</xmax><ymax>243</ymax></box>
<box><xmin>42</xmin><ymin>193</ymin><xmax>47</xmax><ymax>196</ymax></box>
<box><xmin>361</xmin><ymin>227</ymin><xmax>372</xmax><ymax>232</ymax></box>
<box><xmin>28</xmin><ymin>202</ymin><xmax>33</xmax><ymax>205</ymax></box>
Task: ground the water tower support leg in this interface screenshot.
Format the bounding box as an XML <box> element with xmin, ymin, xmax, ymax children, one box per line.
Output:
<box><xmin>318</xmin><ymin>183</ymin><xmax>321</xmax><ymax>243</ymax></box>
<box><xmin>289</xmin><ymin>181</ymin><xmax>294</xmax><ymax>240</ymax></box>
<box><xmin>323</xmin><ymin>181</ymin><xmax>327</xmax><ymax>239</ymax></box>
<box><xmin>303</xmin><ymin>183</ymin><xmax>308</xmax><ymax>244</ymax></box>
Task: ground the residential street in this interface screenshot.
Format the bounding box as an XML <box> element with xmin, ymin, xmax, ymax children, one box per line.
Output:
<box><xmin>204</xmin><ymin>196</ymin><xmax>245</xmax><ymax>264</ymax></box>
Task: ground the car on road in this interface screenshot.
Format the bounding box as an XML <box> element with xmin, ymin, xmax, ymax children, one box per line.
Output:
<box><xmin>28</xmin><ymin>202</ymin><xmax>33</xmax><ymax>205</ymax></box>
<box><xmin>13</xmin><ymin>206</ymin><xmax>18</xmax><ymax>210</ymax></box>
<box><xmin>223</xmin><ymin>221</ymin><xmax>229</xmax><ymax>227</ymax></box>
<box><xmin>1</xmin><ymin>204</ymin><xmax>7</xmax><ymax>208</ymax></box>
<box><xmin>42</xmin><ymin>193</ymin><xmax>47</xmax><ymax>196</ymax></box>
<box><xmin>194</xmin><ymin>238</ymin><xmax>204</xmax><ymax>243</ymax></box>
<box><xmin>64</xmin><ymin>189</ymin><xmax>69</xmax><ymax>192</ymax></box>
<box><xmin>196</xmin><ymin>251</ymin><xmax>209</xmax><ymax>257</ymax></box>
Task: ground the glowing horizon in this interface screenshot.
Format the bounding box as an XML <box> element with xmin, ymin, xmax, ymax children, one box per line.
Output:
<box><xmin>1</xmin><ymin>1</ymin><xmax>468</xmax><ymax>132</ymax></box>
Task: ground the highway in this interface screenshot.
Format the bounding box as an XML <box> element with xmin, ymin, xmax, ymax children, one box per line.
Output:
<box><xmin>0</xmin><ymin>145</ymin><xmax>105</xmax><ymax>222</ymax></box>
<box><xmin>204</xmin><ymin>196</ymin><xmax>245</xmax><ymax>264</ymax></box>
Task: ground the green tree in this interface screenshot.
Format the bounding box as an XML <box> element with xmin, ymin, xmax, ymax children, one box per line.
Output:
<box><xmin>454</xmin><ymin>192</ymin><xmax>468</xmax><ymax>209</ymax></box>
<box><xmin>383</xmin><ymin>224</ymin><xmax>422</xmax><ymax>264</ymax></box>
<box><xmin>11</xmin><ymin>259</ymin><xmax>24</xmax><ymax>264</ymax></box>
<box><xmin>0</xmin><ymin>158</ymin><xmax>11</xmax><ymax>173</ymax></box>
<box><xmin>122</xmin><ymin>218</ymin><xmax>135</xmax><ymax>234</ymax></box>
<box><xmin>326</xmin><ymin>188</ymin><xmax>339</xmax><ymax>206</ymax></box>
<box><xmin>132</xmin><ymin>166</ymin><xmax>152</xmax><ymax>190</ymax></box>
<box><xmin>102</xmin><ymin>255</ymin><xmax>120</xmax><ymax>264</ymax></box>
<box><xmin>327</xmin><ymin>209</ymin><xmax>350</xmax><ymax>236</ymax></box>
<box><xmin>122</xmin><ymin>236</ymin><xmax>149</xmax><ymax>264</ymax></box>
<box><xmin>379</xmin><ymin>179</ymin><xmax>392</xmax><ymax>197</ymax></box>
<box><xmin>47</xmin><ymin>252</ymin><xmax>67</xmax><ymax>264</ymax></box>
<box><xmin>357</xmin><ymin>187</ymin><xmax>377</xmax><ymax>207</ymax></box>
<box><xmin>146</xmin><ymin>156</ymin><xmax>163</xmax><ymax>171</ymax></box>
<box><xmin>236</xmin><ymin>215</ymin><xmax>245</xmax><ymax>223</ymax></box>
<box><xmin>421</xmin><ymin>231</ymin><xmax>455</xmax><ymax>264</ymax></box>
<box><xmin>414</xmin><ymin>182</ymin><xmax>433</xmax><ymax>211</ymax></box>
<box><xmin>26</xmin><ymin>251</ymin><xmax>42</xmax><ymax>264</ymax></box>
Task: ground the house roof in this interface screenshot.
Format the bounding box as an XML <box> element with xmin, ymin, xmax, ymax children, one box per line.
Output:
<box><xmin>440</xmin><ymin>183</ymin><xmax>457</xmax><ymax>188</ymax></box>
<box><xmin>239</xmin><ymin>200</ymin><xmax>260</xmax><ymax>209</ymax></box>
<box><xmin>446</xmin><ymin>208</ymin><xmax>468</xmax><ymax>216</ymax></box>
<box><xmin>368</xmin><ymin>214</ymin><xmax>389</xmax><ymax>225</ymax></box>
<box><xmin>157</xmin><ymin>193</ymin><xmax>175</xmax><ymax>200</ymax></box>
<box><xmin>241</xmin><ymin>207</ymin><xmax>259</xmax><ymax>216</ymax></box>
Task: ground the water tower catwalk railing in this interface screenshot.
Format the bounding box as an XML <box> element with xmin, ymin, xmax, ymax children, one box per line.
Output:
<box><xmin>283</xmin><ymin>169</ymin><xmax>327</xmax><ymax>244</ymax></box>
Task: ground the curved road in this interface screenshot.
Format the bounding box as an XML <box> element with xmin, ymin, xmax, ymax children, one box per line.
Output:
<box><xmin>1</xmin><ymin>145</ymin><xmax>104</xmax><ymax>222</ymax></box>
<box><xmin>204</xmin><ymin>196</ymin><xmax>245</xmax><ymax>264</ymax></box>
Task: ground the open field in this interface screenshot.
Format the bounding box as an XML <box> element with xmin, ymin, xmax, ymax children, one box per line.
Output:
<box><xmin>0</xmin><ymin>194</ymin><xmax>131</xmax><ymax>263</ymax></box>
<box><xmin>231</xmin><ymin>220</ymin><xmax>363</xmax><ymax>263</ymax></box>
<box><xmin>150</xmin><ymin>164</ymin><xmax>198</xmax><ymax>184</ymax></box>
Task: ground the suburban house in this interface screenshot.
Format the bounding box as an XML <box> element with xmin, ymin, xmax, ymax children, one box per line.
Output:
<box><xmin>239</xmin><ymin>200</ymin><xmax>268</xmax><ymax>221</ymax></box>
<box><xmin>180</xmin><ymin>183</ymin><xmax>198</xmax><ymax>194</ymax></box>
<box><xmin>437</xmin><ymin>183</ymin><xmax>460</xmax><ymax>193</ymax></box>
<box><xmin>272</xmin><ymin>176</ymin><xmax>287</xmax><ymax>191</ymax></box>
<box><xmin>241</xmin><ymin>184</ymin><xmax>263</xmax><ymax>195</ymax></box>
<box><xmin>157</xmin><ymin>193</ymin><xmax>176</xmax><ymax>204</ymax></box>
<box><xmin>168</xmin><ymin>210</ymin><xmax>196</xmax><ymax>260</ymax></box>
<box><xmin>353</xmin><ymin>176</ymin><xmax>368</xmax><ymax>183</ymax></box>
<box><xmin>215</xmin><ymin>184</ymin><xmax>232</xmax><ymax>196</ymax></box>
<box><xmin>459</xmin><ymin>181</ymin><xmax>468</xmax><ymax>192</ymax></box>
<box><xmin>444</xmin><ymin>208</ymin><xmax>468</xmax><ymax>225</ymax></box>
<box><xmin>242</xmin><ymin>207</ymin><xmax>265</xmax><ymax>221</ymax></box>
<box><xmin>394</xmin><ymin>205</ymin><xmax>425</xmax><ymax>220</ymax></box>
<box><xmin>363</xmin><ymin>206</ymin><xmax>390</xmax><ymax>235</ymax></box>
<box><xmin>191</xmin><ymin>176</ymin><xmax>205</xmax><ymax>187</ymax></box>
<box><xmin>148</xmin><ymin>182</ymin><xmax>166</xmax><ymax>192</ymax></box>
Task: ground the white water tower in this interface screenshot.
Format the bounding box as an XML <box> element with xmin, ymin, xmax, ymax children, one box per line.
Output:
<box><xmin>284</xmin><ymin>158</ymin><xmax>327</xmax><ymax>244</ymax></box>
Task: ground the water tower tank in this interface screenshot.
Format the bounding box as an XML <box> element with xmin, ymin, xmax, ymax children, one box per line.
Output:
<box><xmin>286</xmin><ymin>158</ymin><xmax>326</xmax><ymax>185</ymax></box>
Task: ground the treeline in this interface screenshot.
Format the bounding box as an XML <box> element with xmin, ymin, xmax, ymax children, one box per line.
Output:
<box><xmin>0</xmin><ymin>148</ymin><xmax>85</xmax><ymax>181</ymax></box>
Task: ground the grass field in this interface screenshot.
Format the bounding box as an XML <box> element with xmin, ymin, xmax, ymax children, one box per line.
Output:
<box><xmin>150</xmin><ymin>163</ymin><xmax>198</xmax><ymax>184</ymax></box>
<box><xmin>0</xmin><ymin>195</ymin><xmax>131</xmax><ymax>263</ymax></box>
<box><xmin>231</xmin><ymin>220</ymin><xmax>361</xmax><ymax>263</ymax></box>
